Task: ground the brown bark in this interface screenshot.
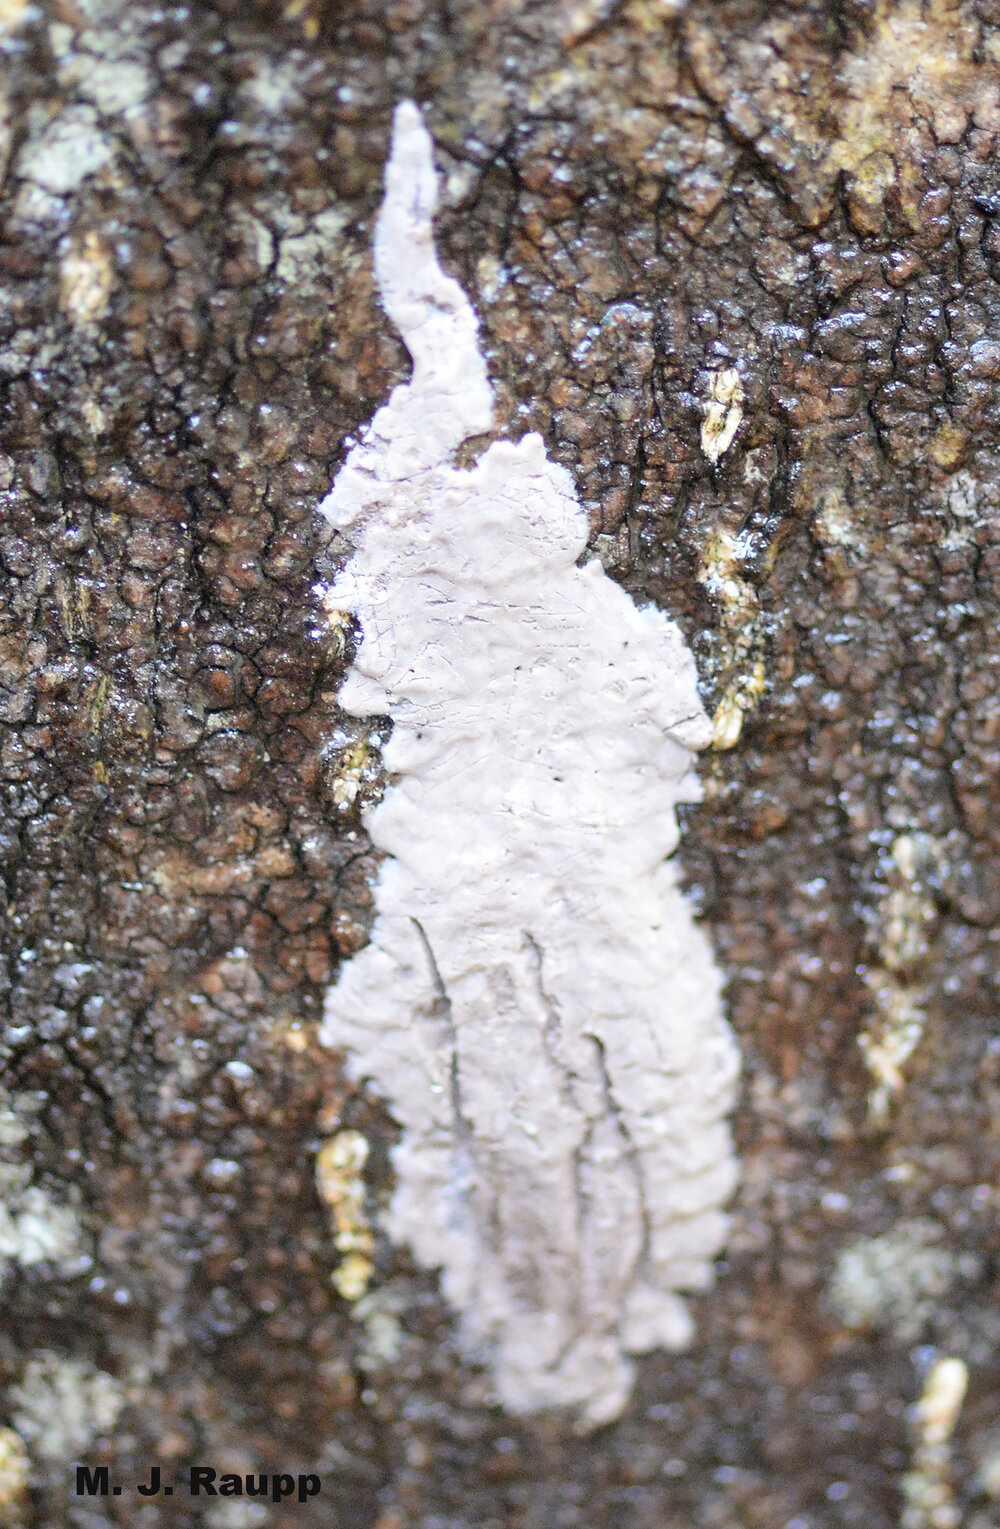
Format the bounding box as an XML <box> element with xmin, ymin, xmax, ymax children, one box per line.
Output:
<box><xmin>3</xmin><ymin>1</ymin><xmax>1000</xmax><ymax>1525</ymax></box>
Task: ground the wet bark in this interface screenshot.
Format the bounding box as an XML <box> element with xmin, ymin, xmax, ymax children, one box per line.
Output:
<box><xmin>3</xmin><ymin>1</ymin><xmax>1000</xmax><ymax>1526</ymax></box>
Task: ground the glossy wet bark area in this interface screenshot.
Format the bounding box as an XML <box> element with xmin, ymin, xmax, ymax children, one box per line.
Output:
<box><xmin>2</xmin><ymin>1</ymin><xmax>1000</xmax><ymax>1525</ymax></box>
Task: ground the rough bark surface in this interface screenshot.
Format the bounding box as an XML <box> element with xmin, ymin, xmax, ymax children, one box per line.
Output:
<box><xmin>2</xmin><ymin>1</ymin><xmax>1000</xmax><ymax>1526</ymax></box>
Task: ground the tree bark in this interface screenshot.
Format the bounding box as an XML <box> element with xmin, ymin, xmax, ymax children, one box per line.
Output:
<box><xmin>2</xmin><ymin>1</ymin><xmax>1000</xmax><ymax>1525</ymax></box>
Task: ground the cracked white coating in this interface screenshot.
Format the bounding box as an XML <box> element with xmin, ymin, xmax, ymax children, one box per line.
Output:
<box><xmin>318</xmin><ymin>101</ymin><xmax>739</xmax><ymax>1425</ymax></box>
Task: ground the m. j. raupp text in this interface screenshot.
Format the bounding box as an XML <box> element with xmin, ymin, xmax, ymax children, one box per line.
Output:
<box><xmin>76</xmin><ymin>1464</ymin><xmax>322</xmax><ymax>1502</ymax></box>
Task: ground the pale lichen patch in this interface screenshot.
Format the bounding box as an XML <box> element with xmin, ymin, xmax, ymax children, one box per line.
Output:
<box><xmin>238</xmin><ymin>54</ymin><xmax>304</xmax><ymax>117</ymax></box>
<box><xmin>812</xmin><ymin>487</ymin><xmax>866</xmax><ymax>553</ymax></box>
<box><xmin>49</xmin><ymin>2</ymin><xmax>153</xmax><ymax>118</ymax></box>
<box><xmin>276</xmin><ymin>207</ymin><xmax>349</xmax><ymax>288</ymax></box>
<box><xmin>685</xmin><ymin>0</ymin><xmax>999</xmax><ymax>237</ymax></box>
<box><xmin>75</xmin><ymin>55</ymin><xmax>151</xmax><ymax>117</ymax></box>
<box><xmin>828</xmin><ymin>1220</ymin><xmax>978</xmax><ymax>1343</ymax></box>
<box><xmin>858</xmin><ymin>977</ymin><xmax>927</xmax><ymax>1123</ymax></box>
<box><xmin>9</xmin><ymin>1353</ymin><xmax>124</xmax><ymax>1463</ymax></box>
<box><xmin>832</xmin><ymin>0</ymin><xmax>985</xmax><ymax>232</ymax></box>
<box><xmin>0</xmin><ymin>1089</ymin><xmax>88</xmax><ymax>1277</ymax></box>
<box><xmin>0</xmin><ymin>1179</ymin><xmax>85</xmax><ymax>1270</ymax></box>
<box><xmin>16</xmin><ymin>105</ymin><xmax>115</xmax><ymax>197</ymax></box>
<box><xmin>353</xmin><ymin>1285</ymin><xmax>407</xmax><ymax>1372</ymax></box>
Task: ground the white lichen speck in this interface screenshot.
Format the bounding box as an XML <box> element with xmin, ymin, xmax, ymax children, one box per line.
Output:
<box><xmin>700</xmin><ymin>366</ymin><xmax>744</xmax><ymax>465</ymax></box>
<box><xmin>318</xmin><ymin>101</ymin><xmax>739</xmax><ymax>1425</ymax></box>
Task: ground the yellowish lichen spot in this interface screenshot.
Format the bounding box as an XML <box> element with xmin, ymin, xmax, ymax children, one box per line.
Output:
<box><xmin>858</xmin><ymin>833</ymin><xmax>939</xmax><ymax>1126</ymax></box>
<box><xmin>315</xmin><ymin>1130</ymin><xmax>375</xmax><ymax>1303</ymax></box>
<box><xmin>901</xmin><ymin>1357</ymin><xmax>968</xmax><ymax>1529</ymax></box>
<box><xmin>0</xmin><ymin>0</ymin><xmax>28</xmax><ymax>38</ymax></box>
<box><xmin>0</xmin><ymin>1428</ymin><xmax>29</xmax><ymax>1520</ymax></box>
<box><xmin>59</xmin><ymin>231</ymin><xmax>114</xmax><ymax>329</ymax></box>
<box><xmin>698</xmin><ymin>529</ymin><xmax>765</xmax><ymax>750</ymax></box>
